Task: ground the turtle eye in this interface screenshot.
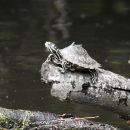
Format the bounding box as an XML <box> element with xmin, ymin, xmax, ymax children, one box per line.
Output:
<box><xmin>51</xmin><ymin>44</ymin><xmax>53</xmax><ymax>47</ymax></box>
<box><xmin>51</xmin><ymin>44</ymin><xmax>57</xmax><ymax>50</ymax></box>
<box><xmin>51</xmin><ymin>44</ymin><xmax>55</xmax><ymax>50</ymax></box>
<box><xmin>54</xmin><ymin>46</ymin><xmax>57</xmax><ymax>50</ymax></box>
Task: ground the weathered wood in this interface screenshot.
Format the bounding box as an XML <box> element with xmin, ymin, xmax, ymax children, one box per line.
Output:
<box><xmin>41</xmin><ymin>60</ymin><xmax>130</xmax><ymax>115</ymax></box>
<box><xmin>0</xmin><ymin>107</ymin><xmax>117</xmax><ymax>130</ymax></box>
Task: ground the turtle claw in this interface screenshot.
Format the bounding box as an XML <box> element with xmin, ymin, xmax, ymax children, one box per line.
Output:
<box><xmin>58</xmin><ymin>68</ymin><xmax>67</xmax><ymax>73</ymax></box>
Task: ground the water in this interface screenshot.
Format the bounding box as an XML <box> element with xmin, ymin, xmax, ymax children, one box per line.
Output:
<box><xmin>0</xmin><ymin>0</ymin><xmax>130</xmax><ymax>129</ymax></box>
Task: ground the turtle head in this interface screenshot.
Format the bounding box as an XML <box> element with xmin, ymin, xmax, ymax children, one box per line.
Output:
<box><xmin>45</xmin><ymin>41</ymin><xmax>58</xmax><ymax>53</ymax></box>
<box><xmin>45</xmin><ymin>41</ymin><xmax>62</xmax><ymax>61</ymax></box>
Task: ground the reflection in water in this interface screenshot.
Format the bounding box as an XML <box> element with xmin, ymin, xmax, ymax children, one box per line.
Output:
<box><xmin>0</xmin><ymin>0</ymin><xmax>130</xmax><ymax>129</ymax></box>
<box><xmin>52</xmin><ymin>0</ymin><xmax>70</xmax><ymax>39</ymax></box>
<box><xmin>44</xmin><ymin>0</ymin><xmax>70</xmax><ymax>42</ymax></box>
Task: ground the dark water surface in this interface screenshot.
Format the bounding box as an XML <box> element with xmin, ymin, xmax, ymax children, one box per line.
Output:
<box><xmin>0</xmin><ymin>0</ymin><xmax>130</xmax><ymax>129</ymax></box>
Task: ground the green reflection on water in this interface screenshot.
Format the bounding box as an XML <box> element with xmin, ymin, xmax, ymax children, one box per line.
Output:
<box><xmin>109</xmin><ymin>49</ymin><xmax>130</xmax><ymax>54</ymax></box>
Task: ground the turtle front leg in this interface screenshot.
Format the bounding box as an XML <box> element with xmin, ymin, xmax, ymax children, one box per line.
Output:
<box><xmin>60</xmin><ymin>60</ymin><xmax>71</xmax><ymax>73</ymax></box>
<box><xmin>47</xmin><ymin>54</ymin><xmax>54</xmax><ymax>62</ymax></box>
<box><xmin>61</xmin><ymin>60</ymin><xmax>69</xmax><ymax>73</ymax></box>
<box><xmin>88</xmin><ymin>69</ymin><xmax>98</xmax><ymax>84</ymax></box>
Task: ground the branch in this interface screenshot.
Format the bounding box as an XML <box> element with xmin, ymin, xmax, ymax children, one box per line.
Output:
<box><xmin>0</xmin><ymin>107</ymin><xmax>117</xmax><ymax>130</ymax></box>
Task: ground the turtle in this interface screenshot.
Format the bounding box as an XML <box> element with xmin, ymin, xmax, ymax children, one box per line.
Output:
<box><xmin>45</xmin><ymin>41</ymin><xmax>101</xmax><ymax>83</ymax></box>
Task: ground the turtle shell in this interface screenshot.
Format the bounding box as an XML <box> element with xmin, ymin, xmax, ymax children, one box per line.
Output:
<box><xmin>59</xmin><ymin>43</ymin><xmax>101</xmax><ymax>69</ymax></box>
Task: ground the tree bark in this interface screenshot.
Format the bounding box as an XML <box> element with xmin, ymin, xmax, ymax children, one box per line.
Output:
<box><xmin>41</xmin><ymin>60</ymin><xmax>130</xmax><ymax>115</ymax></box>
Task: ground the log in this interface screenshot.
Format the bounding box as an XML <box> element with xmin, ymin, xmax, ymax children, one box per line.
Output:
<box><xmin>0</xmin><ymin>107</ymin><xmax>117</xmax><ymax>130</ymax></box>
<box><xmin>41</xmin><ymin>60</ymin><xmax>130</xmax><ymax>115</ymax></box>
